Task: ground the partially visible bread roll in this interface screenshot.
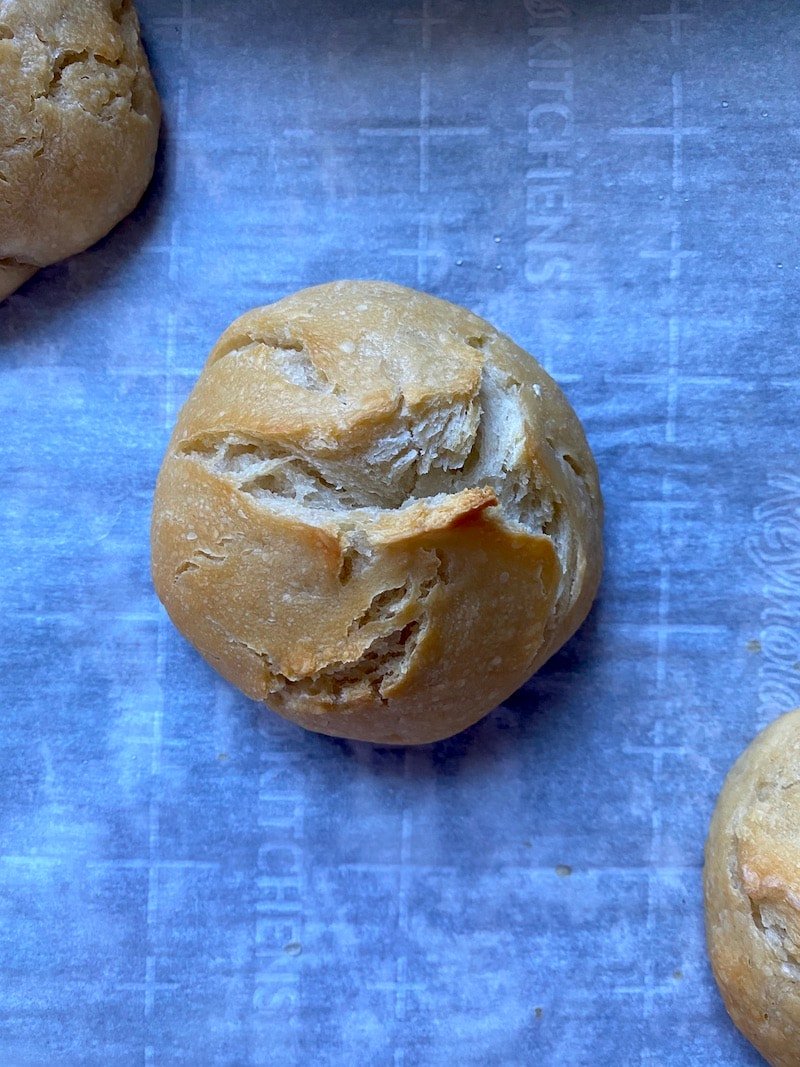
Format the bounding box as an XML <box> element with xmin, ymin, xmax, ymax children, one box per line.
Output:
<box><xmin>151</xmin><ymin>281</ymin><xmax>603</xmax><ymax>744</ymax></box>
<box><xmin>705</xmin><ymin>708</ymin><xmax>800</xmax><ymax>1066</ymax></box>
<box><xmin>0</xmin><ymin>0</ymin><xmax>160</xmax><ymax>300</ymax></box>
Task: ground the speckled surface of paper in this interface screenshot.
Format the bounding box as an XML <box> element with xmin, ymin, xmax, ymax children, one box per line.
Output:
<box><xmin>1</xmin><ymin>1</ymin><xmax>798</xmax><ymax>1064</ymax></box>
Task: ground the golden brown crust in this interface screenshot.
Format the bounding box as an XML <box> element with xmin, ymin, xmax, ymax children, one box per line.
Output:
<box><xmin>704</xmin><ymin>707</ymin><xmax>800</xmax><ymax>1066</ymax></box>
<box><xmin>151</xmin><ymin>281</ymin><xmax>604</xmax><ymax>744</ymax></box>
<box><xmin>0</xmin><ymin>0</ymin><xmax>160</xmax><ymax>299</ymax></box>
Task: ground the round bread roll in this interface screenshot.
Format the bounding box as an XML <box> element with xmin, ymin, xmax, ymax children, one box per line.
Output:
<box><xmin>705</xmin><ymin>708</ymin><xmax>800</xmax><ymax>1066</ymax></box>
<box><xmin>0</xmin><ymin>0</ymin><xmax>160</xmax><ymax>300</ymax></box>
<box><xmin>151</xmin><ymin>281</ymin><xmax>603</xmax><ymax>744</ymax></box>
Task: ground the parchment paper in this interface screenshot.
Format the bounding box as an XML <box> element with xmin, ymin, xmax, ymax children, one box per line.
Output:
<box><xmin>2</xmin><ymin>1</ymin><xmax>798</xmax><ymax>1063</ymax></box>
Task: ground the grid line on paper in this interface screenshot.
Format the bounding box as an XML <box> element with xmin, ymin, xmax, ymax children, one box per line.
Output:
<box><xmin>639</xmin><ymin>0</ymin><xmax>694</xmax><ymax>46</ymax></box>
<box><xmin>0</xmin><ymin>852</ymin><xmax>706</xmax><ymax>876</ymax></box>
<box><xmin>150</xmin><ymin>0</ymin><xmax>201</xmax><ymax>47</ymax></box>
<box><xmin>362</xmin><ymin>0</ymin><xmax>489</xmax><ymax>287</ymax></box>
<box><xmin>368</xmin><ymin>2</ymin><xmax>462</xmax><ymax>1048</ymax></box>
<box><xmin>138</xmin><ymin>5</ymin><xmax>199</xmax><ymax>1064</ymax></box>
<box><xmin>393</xmin><ymin>0</ymin><xmax>448</xmax><ymax>51</ymax></box>
<box><xmin>604</xmin><ymin>2</ymin><xmax>704</xmax><ymax>1049</ymax></box>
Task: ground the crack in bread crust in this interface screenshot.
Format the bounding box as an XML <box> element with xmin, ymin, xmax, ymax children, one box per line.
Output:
<box><xmin>263</xmin><ymin>561</ymin><xmax>442</xmax><ymax>708</ymax></box>
<box><xmin>177</xmin><ymin>358</ymin><xmax>571</xmax><ymax>544</ymax></box>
